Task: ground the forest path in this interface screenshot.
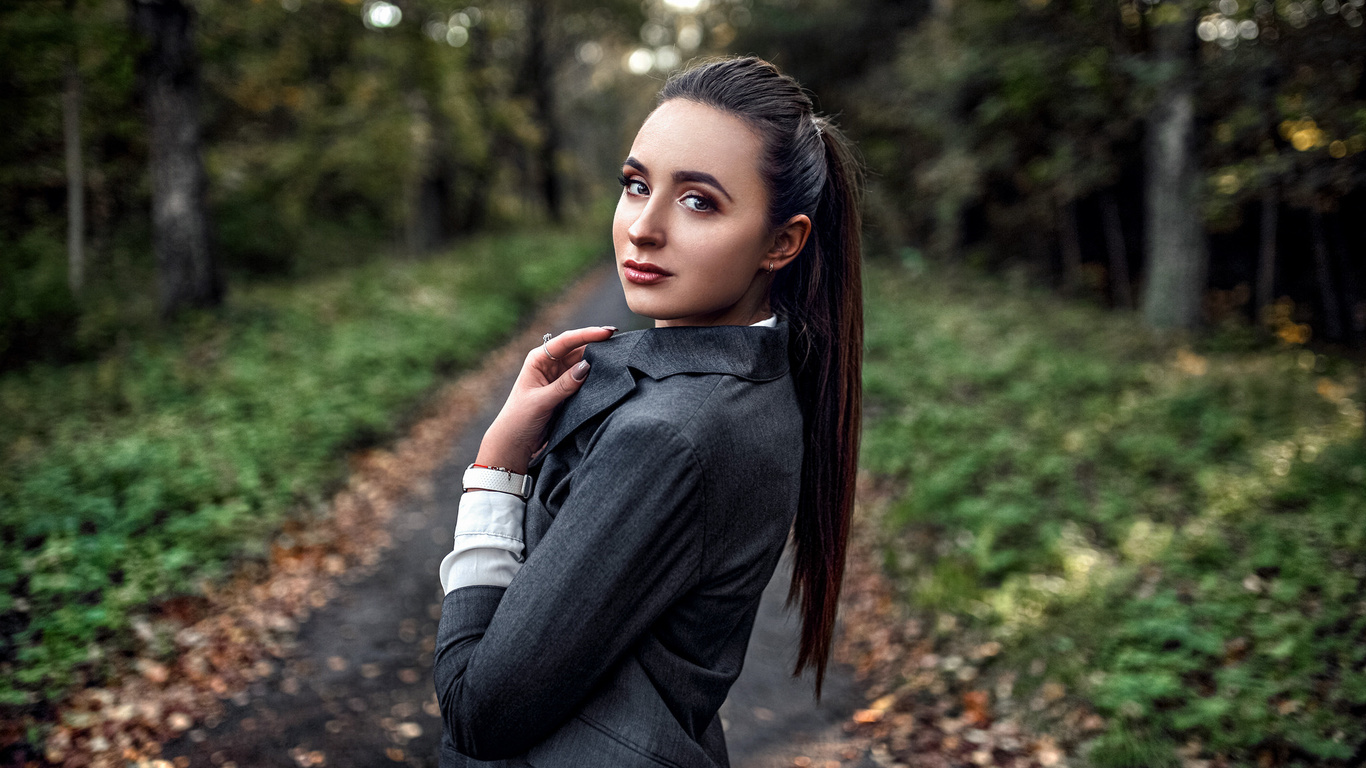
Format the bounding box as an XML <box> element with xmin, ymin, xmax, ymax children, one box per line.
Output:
<box><xmin>162</xmin><ymin>265</ymin><xmax>875</xmax><ymax>768</ymax></box>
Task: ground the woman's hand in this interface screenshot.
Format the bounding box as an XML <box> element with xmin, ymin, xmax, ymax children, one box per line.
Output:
<box><xmin>475</xmin><ymin>326</ymin><xmax>618</xmax><ymax>474</ymax></box>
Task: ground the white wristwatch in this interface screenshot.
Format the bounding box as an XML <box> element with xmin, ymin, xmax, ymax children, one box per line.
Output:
<box><xmin>462</xmin><ymin>464</ymin><xmax>533</xmax><ymax>500</ymax></box>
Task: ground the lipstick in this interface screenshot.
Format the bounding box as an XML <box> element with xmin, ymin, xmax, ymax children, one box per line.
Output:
<box><xmin>623</xmin><ymin>259</ymin><xmax>672</xmax><ymax>286</ymax></box>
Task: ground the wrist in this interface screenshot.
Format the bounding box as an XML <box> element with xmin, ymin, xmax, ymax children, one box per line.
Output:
<box><xmin>477</xmin><ymin>418</ymin><xmax>539</xmax><ymax>474</ymax></box>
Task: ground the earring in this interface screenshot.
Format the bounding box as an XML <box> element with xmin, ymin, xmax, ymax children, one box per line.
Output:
<box><xmin>766</xmin><ymin>260</ymin><xmax>774</xmax><ymax>273</ymax></box>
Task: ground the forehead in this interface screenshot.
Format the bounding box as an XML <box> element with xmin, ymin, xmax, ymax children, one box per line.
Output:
<box><xmin>629</xmin><ymin>99</ymin><xmax>765</xmax><ymax>188</ymax></box>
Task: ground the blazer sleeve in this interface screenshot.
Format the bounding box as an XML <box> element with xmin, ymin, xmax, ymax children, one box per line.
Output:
<box><xmin>432</xmin><ymin>414</ymin><xmax>706</xmax><ymax>760</ymax></box>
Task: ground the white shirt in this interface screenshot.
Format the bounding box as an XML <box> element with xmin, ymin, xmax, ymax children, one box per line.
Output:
<box><xmin>439</xmin><ymin>315</ymin><xmax>778</xmax><ymax>594</ymax></box>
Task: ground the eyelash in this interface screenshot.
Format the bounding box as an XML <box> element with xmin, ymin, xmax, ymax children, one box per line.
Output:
<box><xmin>617</xmin><ymin>173</ymin><xmax>716</xmax><ymax>213</ymax></box>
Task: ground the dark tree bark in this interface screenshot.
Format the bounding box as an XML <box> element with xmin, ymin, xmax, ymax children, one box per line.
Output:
<box><xmin>1310</xmin><ymin>208</ymin><xmax>1343</xmax><ymax>341</ymax></box>
<box><xmin>1336</xmin><ymin>216</ymin><xmax>1362</xmax><ymax>345</ymax></box>
<box><xmin>63</xmin><ymin>58</ymin><xmax>85</xmax><ymax>297</ymax></box>
<box><xmin>1058</xmin><ymin>198</ymin><xmax>1084</xmax><ymax>295</ymax></box>
<box><xmin>404</xmin><ymin>89</ymin><xmax>448</xmax><ymax>254</ymax></box>
<box><xmin>1101</xmin><ymin>191</ymin><xmax>1134</xmax><ymax>310</ymax></box>
<box><xmin>1256</xmin><ymin>185</ymin><xmax>1278</xmax><ymax>323</ymax></box>
<box><xmin>1141</xmin><ymin>15</ymin><xmax>1207</xmax><ymax>329</ymax></box>
<box><xmin>524</xmin><ymin>0</ymin><xmax>562</xmax><ymax>222</ymax></box>
<box><xmin>459</xmin><ymin>23</ymin><xmax>496</xmax><ymax>231</ymax></box>
<box><xmin>128</xmin><ymin>0</ymin><xmax>222</xmax><ymax>317</ymax></box>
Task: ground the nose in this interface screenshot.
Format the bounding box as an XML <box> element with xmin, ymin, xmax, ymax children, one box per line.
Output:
<box><xmin>626</xmin><ymin>195</ymin><xmax>666</xmax><ymax>249</ymax></box>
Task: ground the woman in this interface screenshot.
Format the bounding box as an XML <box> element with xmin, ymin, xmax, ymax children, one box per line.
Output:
<box><xmin>433</xmin><ymin>56</ymin><xmax>863</xmax><ymax>767</ymax></box>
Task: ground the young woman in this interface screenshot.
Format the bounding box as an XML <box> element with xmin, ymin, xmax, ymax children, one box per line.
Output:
<box><xmin>433</xmin><ymin>56</ymin><xmax>863</xmax><ymax>766</ymax></box>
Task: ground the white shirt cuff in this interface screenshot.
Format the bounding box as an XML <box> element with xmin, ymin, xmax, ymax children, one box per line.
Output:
<box><xmin>438</xmin><ymin>490</ymin><xmax>527</xmax><ymax>593</ymax></box>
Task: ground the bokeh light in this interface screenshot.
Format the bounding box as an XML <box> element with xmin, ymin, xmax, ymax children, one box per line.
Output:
<box><xmin>577</xmin><ymin>41</ymin><xmax>604</xmax><ymax>65</ymax></box>
<box><xmin>363</xmin><ymin>1</ymin><xmax>401</xmax><ymax>29</ymax></box>
<box><xmin>626</xmin><ymin>48</ymin><xmax>654</xmax><ymax>74</ymax></box>
<box><xmin>654</xmin><ymin>45</ymin><xmax>681</xmax><ymax>70</ymax></box>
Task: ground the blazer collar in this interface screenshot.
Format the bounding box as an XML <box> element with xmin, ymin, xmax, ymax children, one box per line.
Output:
<box><xmin>622</xmin><ymin>321</ymin><xmax>790</xmax><ymax>382</ymax></box>
<box><xmin>531</xmin><ymin>322</ymin><xmax>790</xmax><ymax>468</ymax></box>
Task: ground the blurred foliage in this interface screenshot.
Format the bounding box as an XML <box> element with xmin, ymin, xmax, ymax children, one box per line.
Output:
<box><xmin>738</xmin><ymin>0</ymin><xmax>1366</xmax><ymax>339</ymax></box>
<box><xmin>0</xmin><ymin>226</ymin><xmax>606</xmax><ymax>707</ymax></box>
<box><xmin>0</xmin><ymin>0</ymin><xmax>652</xmax><ymax>367</ymax></box>
<box><xmin>862</xmin><ymin>259</ymin><xmax>1366</xmax><ymax>765</ymax></box>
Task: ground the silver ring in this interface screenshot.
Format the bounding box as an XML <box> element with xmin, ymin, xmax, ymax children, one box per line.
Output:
<box><xmin>541</xmin><ymin>333</ymin><xmax>558</xmax><ymax>361</ymax></box>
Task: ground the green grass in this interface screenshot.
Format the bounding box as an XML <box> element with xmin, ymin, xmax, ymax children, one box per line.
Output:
<box><xmin>0</xmin><ymin>227</ymin><xmax>608</xmax><ymax>706</ymax></box>
<box><xmin>861</xmin><ymin>262</ymin><xmax>1366</xmax><ymax>766</ymax></box>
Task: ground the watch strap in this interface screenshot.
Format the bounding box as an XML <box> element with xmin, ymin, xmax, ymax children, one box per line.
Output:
<box><xmin>462</xmin><ymin>464</ymin><xmax>533</xmax><ymax>500</ymax></box>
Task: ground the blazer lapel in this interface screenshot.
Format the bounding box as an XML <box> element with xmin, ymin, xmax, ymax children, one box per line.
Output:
<box><xmin>530</xmin><ymin>332</ymin><xmax>640</xmax><ymax>469</ymax></box>
<box><xmin>528</xmin><ymin>323</ymin><xmax>790</xmax><ymax>469</ymax></box>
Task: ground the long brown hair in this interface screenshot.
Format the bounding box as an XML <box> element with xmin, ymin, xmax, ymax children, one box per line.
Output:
<box><xmin>658</xmin><ymin>56</ymin><xmax>864</xmax><ymax>696</ymax></box>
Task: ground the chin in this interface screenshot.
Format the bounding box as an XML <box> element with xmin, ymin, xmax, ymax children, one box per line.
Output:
<box><xmin>622</xmin><ymin>291</ymin><xmax>670</xmax><ymax>322</ymax></box>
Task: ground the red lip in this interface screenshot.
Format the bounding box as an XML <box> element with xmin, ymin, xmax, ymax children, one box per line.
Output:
<box><xmin>623</xmin><ymin>259</ymin><xmax>672</xmax><ymax>286</ymax></box>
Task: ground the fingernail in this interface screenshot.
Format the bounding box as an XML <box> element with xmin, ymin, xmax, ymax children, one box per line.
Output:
<box><xmin>603</xmin><ymin>325</ymin><xmax>618</xmax><ymax>333</ymax></box>
<box><xmin>571</xmin><ymin>360</ymin><xmax>590</xmax><ymax>381</ymax></box>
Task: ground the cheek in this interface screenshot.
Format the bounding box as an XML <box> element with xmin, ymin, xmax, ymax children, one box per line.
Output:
<box><xmin>706</xmin><ymin>223</ymin><xmax>771</xmax><ymax>270</ymax></box>
<box><xmin>612</xmin><ymin>202</ymin><xmax>631</xmax><ymax>251</ymax></box>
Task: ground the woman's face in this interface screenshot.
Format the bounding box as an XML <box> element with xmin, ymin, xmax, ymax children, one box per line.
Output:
<box><xmin>613</xmin><ymin>99</ymin><xmax>797</xmax><ymax>328</ymax></box>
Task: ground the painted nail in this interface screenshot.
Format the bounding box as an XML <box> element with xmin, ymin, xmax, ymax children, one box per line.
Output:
<box><xmin>571</xmin><ymin>360</ymin><xmax>590</xmax><ymax>381</ymax></box>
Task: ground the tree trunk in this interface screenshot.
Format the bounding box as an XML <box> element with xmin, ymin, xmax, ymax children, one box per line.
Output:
<box><xmin>129</xmin><ymin>0</ymin><xmax>222</xmax><ymax>317</ymax></box>
<box><xmin>405</xmin><ymin>92</ymin><xmax>445</xmax><ymax>254</ymax></box>
<box><xmin>1141</xmin><ymin>16</ymin><xmax>1207</xmax><ymax>329</ymax></box>
<box><xmin>525</xmin><ymin>0</ymin><xmax>561</xmax><ymax>222</ymax></box>
<box><xmin>1337</xmin><ymin>219</ymin><xmax>1362</xmax><ymax>346</ymax></box>
<box><xmin>63</xmin><ymin>59</ymin><xmax>85</xmax><ymax>297</ymax></box>
<box><xmin>1058</xmin><ymin>198</ymin><xmax>1084</xmax><ymax>295</ymax></box>
<box><xmin>1101</xmin><ymin>191</ymin><xmax>1133</xmax><ymax>310</ymax></box>
<box><xmin>1310</xmin><ymin>209</ymin><xmax>1343</xmax><ymax>342</ymax></box>
<box><xmin>1256</xmin><ymin>184</ymin><xmax>1278</xmax><ymax>323</ymax></box>
<box><xmin>459</xmin><ymin>23</ymin><xmax>495</xmax><ymax>231</ymax></box>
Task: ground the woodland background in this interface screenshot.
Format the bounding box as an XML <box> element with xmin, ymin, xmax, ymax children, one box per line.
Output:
<box><xmin>2</xmin><ymin>0</ymin><xmax>1365</xmax><ymax>764</ymax></box>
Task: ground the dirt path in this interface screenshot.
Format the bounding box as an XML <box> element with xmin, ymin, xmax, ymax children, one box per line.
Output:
<box><xmin>161</xmin><ymin>267</ymin><xmax>875</xmax><ymax>768</ymax></box>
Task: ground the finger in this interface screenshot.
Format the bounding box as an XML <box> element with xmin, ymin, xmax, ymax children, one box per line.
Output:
<box><xmin>519</xmin><ymin>344</ymin><xmax>587</xmax><ymax>387</ymax></box>
<box><xmin>534</xmin><ymin>360</ymin><xmax>591</xmax><ymax>407</ymax></box>
<box><xmin>558</xmin><ymin>347</ymin><xmax>587</xmax><ymax>367</ymax></box>
<box><xmin>542</xmin><ymin>326</ymin><xmax>616</xmax><ymax>362</ymax></box>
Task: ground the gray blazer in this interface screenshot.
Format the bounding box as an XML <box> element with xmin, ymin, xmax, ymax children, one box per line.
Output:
<box><xmin>434</xmin><ymin>322</ymin><xmax>804</xmax><ymax>767</ymax></box>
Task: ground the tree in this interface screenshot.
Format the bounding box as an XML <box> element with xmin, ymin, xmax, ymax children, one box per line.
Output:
<box><xmin>128</xmin><ymin>0</ymin><xmax>222</xmax><ymax>317</ymax></box>
<box><xmin>1141</xmin><ymin>10</ymin><xmax>1207</xmax><ymax>329</ymax></box>
<box><xmin>523</xmin><ymin>0</ymin><xmax>563</xmax><ymax>222</ymax></box>
<box><xmin>63</xmin><ymin>0</ymin><xmax>85</xmax><ymax>297</ymax></box>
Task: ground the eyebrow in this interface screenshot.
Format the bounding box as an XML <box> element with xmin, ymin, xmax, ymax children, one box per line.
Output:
<box><xmin>623</xmin><ymin>157</ymin><xmax>734</xmax><ymax>203</ymax></box>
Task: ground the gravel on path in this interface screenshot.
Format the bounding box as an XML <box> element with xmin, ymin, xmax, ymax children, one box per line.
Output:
<box><xmin>162</xmin><ymin>266</ymin><xmax>875</xmax><ymax>768</ymax></box>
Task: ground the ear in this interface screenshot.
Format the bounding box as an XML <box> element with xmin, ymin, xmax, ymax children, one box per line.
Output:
<box><xmin>765</xmin><ymin>214</ymin><xmax>812</xmax><ymax>272</ymax></box>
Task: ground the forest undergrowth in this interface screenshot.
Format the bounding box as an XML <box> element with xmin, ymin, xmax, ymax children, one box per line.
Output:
<box><xmin>854</xmin><ymin>259</ymin><xmax>1365</xmax><ymax>767</ymax></box>
<box><xmin>0</xmin><ymin>227</ymin><xmax>607</xmax><ymax>725</ymax></box>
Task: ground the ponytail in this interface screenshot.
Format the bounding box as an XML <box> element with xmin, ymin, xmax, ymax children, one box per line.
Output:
<box><xmin>774</xmin><ymin>119</ymin><xmax>864</xmax><ymax>697</ymax></box>
<box><xmin>659</xmin><ymin>57</ymin><xmax>864</xmax><ymax>697</ymax></box>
